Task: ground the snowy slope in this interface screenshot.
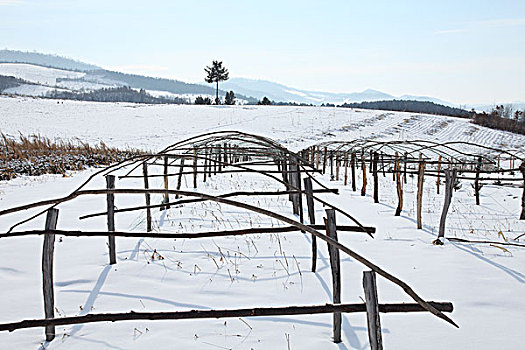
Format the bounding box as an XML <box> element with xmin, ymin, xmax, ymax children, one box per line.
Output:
<box><xmin>0</xmin><ymin>63</ymin><xmax>85</xmax><ymax>86</ymax></box>
<box><xmin>0</xmin><ymin>96</ymin><xmax>524</xmax><ymax>350</ymax></box>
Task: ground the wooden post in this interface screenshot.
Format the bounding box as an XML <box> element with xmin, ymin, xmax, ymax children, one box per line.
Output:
<box><xmin>217</xmin><ymin>147</ymin><xmax>222</xmax><ymax>173</ymax></box>
<box><xmin>363</xmin><ymin>271</ymin><xmax>383</xmax><ymax>350</ymax></box>
<box><xmin>351</xmin><ymin>152</ymin><xmax>356</xmax><ymax>192</ymax></box>
<box><xmin>373</xmin><ymin>152</ymin><xmax>379</xmax><ymax>203</ymax></box>
<box><xmin>324</xmin><ymin>209</ymin><xmax>341</xmax><ymax>343</ymax></box>
<box><xmin>43</xmin><ymin>208</ymin><xmax>58</xmax><ymax>342</ymax></box>
<box><xmin>322</xmin><ymin>146</ymin><xmax>328</xmax><ymax>174</ymax></box>
<box><xmin>193</xmin><ymin>147</ymin><xmax>198</xmax><ymax>189</ymax></box>
<box><xmin>343</xmin><ymin>152</ymin><xmax>349</xmax><ymax>186</ymax></box>
<box><xmin>395</xmin><ymin>157</ymin><xmax>403</xmax><ymax>216</ymax></box>
<box><xmin>520</xmin><ymin>162</ymin><xmax>525</xmax><ymax>220</ymax></box>
<box><xmin>203</xmin><ymin>149</ymin><xmax>208</xmax><ymax>183</ymax></box>
<box><xmin>176</xmin><ymin>158</ymin><xmax>185</xmax><ymax>199</ymax></box>
<box><xmin>106</xmin><ymin>176</ymin><xmax>117</xmax><ymax>265</ymax></box>
<box><xmin>435</xmin><ymin>169</ymin><xmax>458</xmax><ymax>244</ymax></box>
<box><xmin>330</xmin><ymin>152</ymin><xmax>334</xmax><ymax>180</ymax></box>
<box><xmin>315</xmin><ymin>146</ymin><xmax>320</xmax><ymax>170</ymax></box>
<box><xmin>474</xmin><ymin>156</ymin><xmax>482</xmax><ymax>205</ymax></box>
<box><xmin>304</xmin><ymin>178</ymin><xmax>317</xmax><ymax>272</ymax></box>
<box><xmin>162</xmin><ymin>156</ymin><xmax>170</xmax><ymax>210</ymax></box>
<box><xmin>143</xmin><ymin>162</ymin><xmax>152</xmax><ymax>232</ymax></box>
<box><xmin>381</xmin><ymin>152</ymin><xmax>386</xmax><ymax>177</ymax></box>
<box><xmin>436</xmin><ymin>155</ymin><xmax>442</xmax><ymax>194</ymax></box>
<box><xmin>335</xmin><ymin>154</ymin><xmax>340</xmax><ymax>181</ymax></box>
<box><xmin>416</xmin><ymin>157</ymin><xmax>426</xmax><ymax>229</ymax></box>
<box><xmin>403</xmin><ymin>152</ymin><xmax>408</xmax><ymax>184</ymax></box>
<box><xmin>361</xmin><ymin>153</ymin><xmax>367</xmax><ymax>196</ymax></box>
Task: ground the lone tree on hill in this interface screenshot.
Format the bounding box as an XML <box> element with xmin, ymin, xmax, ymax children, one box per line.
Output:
<box><xmin>205</xmin><ymin>60</ymin><xmax>229</xmax><ymax>104</ymax></box>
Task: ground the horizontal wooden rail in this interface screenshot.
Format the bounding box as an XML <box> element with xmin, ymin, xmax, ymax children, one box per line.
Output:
<box><xmin>78</xmin><ymin>188</ymin><xmax>339</xmax><ymax>220</ymax></box>
<box><xmin>0</xmin><ymin>302</ymin><xmax>453</xmax><ymax>333</ymax></box>
<box><xmin>0</xmin><ymin>225</ymin><xmax>376</xmax><ymax>239</ymax></box>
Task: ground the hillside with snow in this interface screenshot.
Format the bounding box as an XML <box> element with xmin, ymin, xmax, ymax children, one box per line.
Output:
<box><xmin>0</xmin><ymin>96</ymin><xmax>524</xmax><ymax>349</ymax></box>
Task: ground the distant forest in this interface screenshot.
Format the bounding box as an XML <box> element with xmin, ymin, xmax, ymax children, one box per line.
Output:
<box><xmin>46</xmin><ymin>86</ymin><xmax>188</xmax><ymax>104</ymax></box>
<box><xmin>339</xmin><ymin>100</ymin><xmax>473</xmax><ymax>118</ymax></box>
<box><xmin>0</xmin><ymin>75</ymin><xmax>30</xmax><ymax>91</ymax></box>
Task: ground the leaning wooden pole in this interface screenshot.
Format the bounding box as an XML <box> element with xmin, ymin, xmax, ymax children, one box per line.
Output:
<box><xmin>42</xmin><ymin>208</ymin><xmax>58</xmax><ymax>342</ymax></box>
<box><xmin>175</xmin><ymin>158</ymin><xmax>185</xmax><ymax>199</ymax></box>
<box><xmin>434</xmin><ymin>169</ymin><xmax>457</xmax><ymax>244</ymax></box>
<box><xmin>325</xmin><ymin>209</ymin><xmax>341</xmax><ymax>343</ymax></box>
<box><xmin>106</xmin><ymin>176</ymin><xmax>117</xmax><ymax>265</ymax></box>
<box><xmin>363</xmin><ymin>271</ymin><xmax>383</xmax><ymax>350</ymax></box>
<box><xmin>304</xmin><ymin>178</ymin><xmax>317</xmax><ymax>272</ymax></box>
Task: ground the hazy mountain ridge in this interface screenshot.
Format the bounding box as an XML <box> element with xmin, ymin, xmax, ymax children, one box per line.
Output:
<box><xmin>221</xmin><ymin>77</ymin><xmax>454</xmax><ymax>106</ymax></box>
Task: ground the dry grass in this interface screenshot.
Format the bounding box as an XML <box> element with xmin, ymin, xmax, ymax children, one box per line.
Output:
<box><xmin>0</xmin><ymin>132</ymin><xmax>143</xmax><ymax>180</ymax></box>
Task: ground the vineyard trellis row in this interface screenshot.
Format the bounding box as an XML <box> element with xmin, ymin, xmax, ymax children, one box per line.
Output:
<box><xmin>0</xmin><ymin>132</ymin><xmax>458</xmax><ymax>348</ymax></box>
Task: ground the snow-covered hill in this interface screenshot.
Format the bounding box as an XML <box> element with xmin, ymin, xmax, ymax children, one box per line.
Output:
<box><xmin>0</xmin><ymin>97</ymin><xmax>524</xmax><ymax>350</ymax></box>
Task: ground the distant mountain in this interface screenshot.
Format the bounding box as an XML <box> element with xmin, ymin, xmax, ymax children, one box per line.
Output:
<box><xmin>0</xmin><ymin>50</ymin><xmax>100</xmax><ymax>71</ymax></box>
<box><xmin>222</xmin><ymin>77</ymin><xmax>453</xmax><ymax>106</ymax></box>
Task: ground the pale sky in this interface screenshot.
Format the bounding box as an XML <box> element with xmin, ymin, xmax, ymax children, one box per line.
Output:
<box><xmin>1</xmin><ymin>0</ymin><xmax>524</xmax><ymax>104</ymax></box>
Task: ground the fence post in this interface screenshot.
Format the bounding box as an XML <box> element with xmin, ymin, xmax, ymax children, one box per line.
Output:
<box><xmin>325</xmin><ymin>209</ymin><xmax>341</xmax><ymax>343</ymax></box>
<box><xmin>435</xmin><ymin>168</ymin><xmax>457</xmax><ymax>244</ymax></box>
<box><xmin>373</xmin><ymin>152</ymin><xmax>379</xmax><ymax>203</ymax></box>
<box><xmin>203</xmin><ymin>149</ymin><xmax>208</xmax><ymax>183</ymax></box>
<box><xmin>361</xmin><ymin>153</ymin><xmax>367</xmax><ymax>196</ymax></box>
<box><xmin>42</xmin><ymin>208</ymin><xmax>58</xmax><ymax>342</ymax></box>
<box><xmin>343</xmin><ymin>152</ymin><xmax>349</xmax><ymax>186</ymax></box>
<box><xmin>162</xmin><ymin>156</ymin><xmax>170</xmax><ymax>210</ymax></box>
<box><xmin>322</xmin><ymin>147</ymin><xmax>328</xmax><ymax>175</ymax></box>
<box><xmin>351</xmin><ymin>152</ymin><xmax>356</xmax><ymax>191</ymax></box>
<box><xmin>176</xmin><ymin>158</ymin><xmax>185</xmax><ymax>199</ymax></box>
<box><xmin>416</xmin><ymin>157</ymin><xmax>426</xmax><ymax>229</ymax></box>
<box><xmin>363</xmin><ymin>271</ymin><xmax>383</xmax><ymax>350</ymax></box>
<box><xmin>520</xmin><ymin>162</ymin><xmax>525</xmax><ymax>220</ymax></box>
<box><xmin>395</xmin><ymin>156</ymin><xmax>403</xmax><ymax>216</ymax></box>
<box><xmin>304</xmin><ymin>178</ymin><xmax>317</xmax><ymax>272</ymax></box>
<box><xmin>403</xmin><ymin>152</ymin><xmax>408</xmax><ymax>184</ymax></box>
<box><xmin>436</xmin><ymin>155</ymin><xmax>442</xmax><ymax>194</ymax></box>
<box><xmin>142</xmin><ymin>162</ymin><xmax>152</xmax><ymax>232</ymax></box>
<box><xmin>193</xmin><ymin>146</ymin><xmax>198</xmax><ymax>189</ymax></box>
<box><xmin>106</xmin><ymin>175</ymin><xmax>117</xmax><ymax>265</ymax></box>
<box><xmin>474</xmin><ymin>156</ymin><xmax>482</xmax><ymax>205</ymax></box>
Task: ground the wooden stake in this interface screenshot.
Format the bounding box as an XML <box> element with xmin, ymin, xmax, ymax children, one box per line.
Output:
<box><xmin>142</xmin><ymin>162</ymin><xmax>152</xmax><ymax>232</ymax></box>
<box><xmin>304</xmin><ymin>178</ymin><xmax>317</xmax><ymax>272</ymax></box>
<box><xmin>343</xmin><ymin>152</ymin><xmax>349</xmax><ymax>186</ymax></box>
<box><xmin>322</xmin><ymin>147</ymin><xmax>328</xmax><ymax>174</ymax></box>
<box><xmin>403</xmin><ymin>152</ymin><xmax>408</xmax><ymax>184</ymax></box>
<box><xmin>193</xmin><ymin>146</ymin><xmax>198</xmax><ymax>189</ymax></box>
<box><xmin>361</xmin><ymin>153</ymin><xmax>367</xmax><ymax>196</ymax></box>
<box><xmin>395</xmin><ymin>157</ymin><xmax>403</xmax><ymax>216</ymax></box>
<box><xmin>363</xmin><ymin>271</ymin><xmax>383</xmax><ymax>350</ymax></box>
<box><xmin>162</xmin><ymin>156</ymin><xmax>170</xmax><ymax>210</ymax></box>
<box><xmin>416</xmin><ymin>157</ymin><xmax>426</xmax><ymax>229</ymax></box>
<box><xmin>373</xmin><ymin>152</ymin><xmax>379</xmax><ymax>203</ymax></box>
<box><xmin>435</xmin><ymin>169</ymin><xmax>458</xmax><ymax>244</ymax></box>
<box><xmin>106</xmin><ymin>176</ymin><xmax>117</xmax><ymax>265</ymax></box>
<box><xmin>474</xmin><ymin>156</ymin><xmax>482</xmax><ymax>205</ymax></box>
<box><xmin>324</xmin><ymin>209</ymin><xmax>341</xmax><ymax>343</ymax></box>
<box><xmin>42</xmin><ymin>208</ymin><xmax>58</xmax><ymax>342</ymax></box>
<box><xmin>203</xmin><ymin>150</ymin><xmax>208</xmax><ymax>183</ymax></box>
<box><xmin>520</xmin><ymin>162</ymin><xmax>525</xmax><ymax>220</ymax></box>
<box><xmin>351</xmin><ymin>152</ymin><xmax>356</xmax><ymax>191</ymax></box>
<box><xmin>436</xmin><ymin>155</ymin><xmax>442</xmax><ymax>194</ymax></box>
<box><xmin>176</xmin><ymin>158</ymin><xmax>185</xmax><ymax>199</ymax></box>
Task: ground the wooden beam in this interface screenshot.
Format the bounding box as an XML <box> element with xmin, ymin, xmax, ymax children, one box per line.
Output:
<box><xmin>363</xmin><ymin>271</ymin><xmax>383</xmax><ymax>350</ymax></box>
<box><xmin>42</xmin><ymin>209</ymin><xmax>58</xmax><ymax>342</ymax></box>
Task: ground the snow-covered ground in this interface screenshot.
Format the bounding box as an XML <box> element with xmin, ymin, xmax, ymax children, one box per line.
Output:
<box><xmin>0</xmin><ymin>96</ymin><xmax>524</xmax><ymax>349</ymax></box>
<box><xmin>0</xmin><ymin>63</ymin><xmax>85</xmax><ymax>86</ymax></box>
